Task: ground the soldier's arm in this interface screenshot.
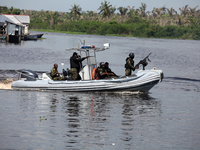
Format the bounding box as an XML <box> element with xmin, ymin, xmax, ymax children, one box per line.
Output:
<box><xmin>51</xmin><ymin>69</ymin><xmax>57</xmax><ymax>77</ymax></box>
<box><xmin>76</xmin><ymin>56</ymin><xmax>88</xmax><ymax>62</ymax></box>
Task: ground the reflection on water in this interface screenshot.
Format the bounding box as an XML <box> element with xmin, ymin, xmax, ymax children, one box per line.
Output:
<box><xmin>0</xmin><ymin>90</ymin><xmax>162</xmax><ymax>149</ymax></box>
<box><xmin>120</xmin><ymin>94</ymin><xmax>162</xmax><ymax>148</ymax></box>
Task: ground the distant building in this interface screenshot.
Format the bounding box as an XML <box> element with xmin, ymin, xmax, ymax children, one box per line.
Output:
<box><xmin>2</xmin><ymin>14</ymin><xmax>30</xmax><ymax>35</ymax></box>
<box><xmin>0</xmin><ymin>14</ymin><xmax>30</xmax><ymax>42</ymax></box>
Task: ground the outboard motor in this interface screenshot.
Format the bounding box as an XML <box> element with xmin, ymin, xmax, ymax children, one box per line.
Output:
<box><xmin>21</xmin><ymin>70</ymin><xmax>38</xmax><ymax>81</ymax></box>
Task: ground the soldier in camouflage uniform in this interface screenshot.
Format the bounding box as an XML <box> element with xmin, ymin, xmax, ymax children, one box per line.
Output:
<box><xmin>70</xmin><ymin>52</ymin><xmax>88</xmax><ymax>80</ymax></box>
<box><xmin>50</xmin><ymin>64</ymin><xmax>66</xmax><ymax>80</ymax></box>
<box><xmin>125</xmin><ymin>53</ymin><xmax>138</xmax><ymax>76</ymax></box>
<box><xmin>105</xmin><ymin>62</ymin><xmax>118</xmax><ymax>78</ymax></box>
<box><xmin>70</xmin><ymin>68</ymin><xmax>78</xmax><ymax>80</ymax></box>
<box><xmin>97</xmin><ymin>62</ymin><xmax>108</xmax><ymax>79</ymax></box>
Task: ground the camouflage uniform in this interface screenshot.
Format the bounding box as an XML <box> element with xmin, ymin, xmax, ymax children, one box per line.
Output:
<box><xmin>70</xmin><ymin>54</ymin><xmax>87</xmax><ymax>80</ymax></box>
<box><xmin>50</xmin><ymin>67</ymin><xmax>65</xmax><ymax>80</ymax></box>
<box><xmin>125</xmin><ymin>57</ymin><xmax>135</xmax><ymax>76</ymax></box>
<box><xmin>105</xmin><ymin>67</ymin><xmax>117</xmax><ymax>78</ymax></box>
<box><xmin>97</xmin><ymin>67</ymin><xmax>108</xmax><ymax>79</ymax></box>
<box><xmin>70</xmin><ymin>68</ymin><xmax>78</xmax><ymax>80</ymax></box>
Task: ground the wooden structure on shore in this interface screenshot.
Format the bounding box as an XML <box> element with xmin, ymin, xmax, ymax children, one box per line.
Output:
<box><xmin>5</xmin><ymin>21</ymin><xmax>24</xmax><ymax>43</ymax></box>
<box><xmin>0</xmin><ymin>14</ymin><xmax>7</xmax><ymax>41</ymax></box>
<box><xmin>0</xmin><ymin>14</ymin><xmax>30</xmax><ymax>43</ymax></box>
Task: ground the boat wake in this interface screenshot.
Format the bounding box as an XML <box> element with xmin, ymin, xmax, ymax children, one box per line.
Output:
<box><xmin>164</xmin><ymin>77</ymin><xmax>200</xmax><ymax>84</ymax></box>
<box><xmin>164</xmin><ymin>76</ymin><xmax>200</xmax><ymax>92</ymax></box>
<box><xmin>0</xmin><ymin>69</ymin><xmax>28</xmax><ymax>90</ymax></box>
<box><xmin>165</xmin><ymin>77</ymin><xmax>200</xmax><ymax>83</ymax></box>
<box><xmin>0</xmin><ymin>78</ymin><xmax>16</xmax><ymax>89</ymax></box>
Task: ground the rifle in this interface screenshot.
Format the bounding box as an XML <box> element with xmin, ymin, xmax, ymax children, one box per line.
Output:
<box><xmin>135</xmin><ymin>52</ymin><xmax>152</xmax><ymax>70</ymax></box>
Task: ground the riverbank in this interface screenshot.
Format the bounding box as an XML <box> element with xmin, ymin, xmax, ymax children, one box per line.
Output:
<box><xmin>29</xmin><ymin>28</ymin><xmax>199</xmax><ymax>40</ymax></box>
<box><xmin>29</xmin><ymin>29</ymin><xmax>87</xmax><ymax>35</ymax></box>
<box><xmin>29</xmin><ymin>29</ymin><xmax>133</xmax><ymax>37</ymax></box>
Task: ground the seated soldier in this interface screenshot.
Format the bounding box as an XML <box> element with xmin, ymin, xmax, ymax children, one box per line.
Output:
<box><xmin>97</xmin><ymin>62</ymin><xmax>108</xmax><ymax>79</ymax></box>
<box><xmin>105</xmin><ymin>62</ymin><xmax>118</xmax><ymax>78</ymax></box>
<box><xmin>50</xmin><ymin>64</ymin><xmax>66</xmax><ymax>80</ymax></box>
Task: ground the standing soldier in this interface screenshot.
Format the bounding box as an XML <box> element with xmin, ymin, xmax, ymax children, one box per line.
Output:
<box><xmin>70</xmin><ymin>52</ymin><xmax>88</xmax><ymax>80</ymax></box>
<box><xmin>124</xmin><ymin>53</ymin><xmax>138</xmax><ymax>76</ymax></box>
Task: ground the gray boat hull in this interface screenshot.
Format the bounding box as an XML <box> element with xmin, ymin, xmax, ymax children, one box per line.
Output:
<box><xmin>12</xmin><ymin>69</ymin><xmax>163</xmax><ymax>92</ymax></box>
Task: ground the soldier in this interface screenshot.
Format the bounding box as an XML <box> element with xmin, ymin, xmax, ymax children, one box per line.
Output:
<box><xmin>70</xmin><ymin>52</ymin><xmax>88</xmax><ymax>80</ymax></box>
<box><xmin>97</xmin><ymin>62</ymin><xmax>108</xmax><ymax>79</ymax></box>
<box><xmin>124</xmin><ymin>53</ymin><xmax>139</xmax><ymax>76</ymax></box>
<box><xmin>50</xmin><ymin>63</ymin><xmax>66</xmax><ymax>80</ymax></box>
<box><xmin>105</xmin><ymin>62</ymin><xmax>118</xmax><ymax>78</ymax></box>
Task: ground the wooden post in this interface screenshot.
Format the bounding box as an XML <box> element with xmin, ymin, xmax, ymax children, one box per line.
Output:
<box><xmin>6</xmin><ymin>35</ymin><xmax>9</xmax><ymax>42</ymax></box>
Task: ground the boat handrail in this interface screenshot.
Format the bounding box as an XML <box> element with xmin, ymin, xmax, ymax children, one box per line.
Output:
<box><xmin>66</xmin><ymin>42</ymin><xmax>110</xmax><ymax>52</ymax></box>
<box><xmin>66</xmin><ymin>47</ymin><xmax>109</xmax><ymax>53</ymax></box>
<box><xmin>66</xmin><ymin>42</ymin><xmax>110</xmax><ymax>80</ymax></box>
<box><xmin>15</xmin><ymin>70</ymin><xmax>38</xmax><ymax>80</ymax></box>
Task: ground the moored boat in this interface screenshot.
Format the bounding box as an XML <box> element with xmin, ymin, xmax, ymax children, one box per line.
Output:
<box><xmin>35</xmin><ymin>34</ymin><xmax>43</xmax><ymax>38</ymax></box>
<box><xmin>23</xmin><ymin>35</ymin><xmax>38</xmax><ymax>40</ymax></box>
<box><xmin>22</xmin><ymin>34</ymin><xmax>43</xmax><ymax>40</ymax></box>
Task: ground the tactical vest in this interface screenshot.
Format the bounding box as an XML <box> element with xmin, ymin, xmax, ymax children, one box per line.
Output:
<box><xmin>124</xmin><ymin>57</ymin><xmax>134</xmax><ymax>69</ymax></box>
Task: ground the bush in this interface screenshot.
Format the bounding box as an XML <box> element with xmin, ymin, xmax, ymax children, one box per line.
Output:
<box><xmin>192</xmin><ymin>27</ymin><xmax>200</xmax><ymax>40</ymax></box>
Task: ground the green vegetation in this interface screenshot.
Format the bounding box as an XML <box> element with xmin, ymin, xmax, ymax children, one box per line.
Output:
<box><xmin>1</xmin><ymin>1</ymin><xmax>200</xmax><ymax>40</ymax></box>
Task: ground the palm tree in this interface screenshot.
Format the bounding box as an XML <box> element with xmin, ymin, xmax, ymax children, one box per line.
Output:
<box><xmin>146</xmin><ymin>11</ymin><xmax>151</xmax><ymax>19</ymax></box>
<box><xmin>110</xmin><ymin>6</ymin><xmax>116</xmax><ymax>15</ymax></box>
<box><xmin>189</xmin><ymin>6</ymin><xmax>199</xmax><ymax>17</ymax></box>
<box><xmin>98</xmin><ymin>1</ymin><xmax>112</xmax><ymax>18</ymax></box>
<box><xmin>176</xmin><ymin>14</ymin><xmax>188</xmax><ymax>26</ymax></box>
<box><xmin>187</xmin><ymin>16</ymin><xmax>198</xmax><ymax>26</ymax></box>
<box><xmin>167</xmin><ymin>7</ymin><xmax>177</xmax><ymax>17</ymax></box>
<box><xmin>160</xmin><ymin>6</ymin><xmax>167</xmax><ymax>15</ymax></box>
<box><xmin>118</xmin><ymin>7</ymin><xmax>128</xmax><ymax>16</ymax></box>
<box><xmin>10</xmin><ymin>6</ymin><xmax>13</xmax><ymax>14</ymax></box>
<box><xmin>127</xmin><ymin>6</ymin><xmax>135</xmax><ymax>17</ymax></box>
<box><xmin>69</xmin><ymin>4</ymin><xmax>82</xmax><ymax>19</ymax></box>
<box><xmin>152</xmin><ymin>7</ymin><xmax>162</xmax><ymax>18</ymax></box>
<box><xmin>86</xmin><ymin>11</ymin><xmax>95</xmax><ymax>17</ymax></box>
<box><xmin>179</xmin><ymin>5</ymin><xmax>189</xmax><ymax>17</ymax></box>
<box><xmin>139</xmin><ymin>3</ymin><xmax>147</xmax><ymax>17</ymax></box>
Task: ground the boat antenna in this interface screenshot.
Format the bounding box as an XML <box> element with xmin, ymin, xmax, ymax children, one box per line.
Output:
<box><xmin>79</xmin><ymin>39</ymin><xmax>85</xmax><ymax>45</ymax></box>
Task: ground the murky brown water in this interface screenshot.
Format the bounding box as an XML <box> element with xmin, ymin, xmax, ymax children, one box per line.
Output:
<box><xmin>0</xmin><ymin>32</ymin><xmax>200</xmax><ymax>149</ymax></box>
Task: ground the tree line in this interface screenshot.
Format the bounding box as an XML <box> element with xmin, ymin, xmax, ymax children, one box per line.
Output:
<box><xmin>1</xmin><ymin>1</ymin><xmax>200</xmax><ymax>40</ymax></box>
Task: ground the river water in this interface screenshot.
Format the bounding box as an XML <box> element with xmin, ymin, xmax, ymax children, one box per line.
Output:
<box><xmin>0</xmin><ymin>32</ymin><xmax>200</xmax><ymax>149</ymax></box>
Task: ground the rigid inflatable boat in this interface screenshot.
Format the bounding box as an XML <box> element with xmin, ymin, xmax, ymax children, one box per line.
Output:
<box><xmin>11</xmin><ymin>42</ymin><xmax>164</xmax><ymax>92</ymax></box>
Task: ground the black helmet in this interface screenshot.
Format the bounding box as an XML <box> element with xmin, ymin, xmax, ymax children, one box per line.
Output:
<box><xmin>73</xmin><ymin>52</ymin><xmax>77</xmax><ymax>56</ymax></box>
<box><xmin>100</xmin><ymin>62</ymin><xmax>105</xmax><ymax>67</ymax></box>
<box><xmin>129</xmin><ymin>53</ymin><xmax>135</xmax><ymax>58</ymax></box>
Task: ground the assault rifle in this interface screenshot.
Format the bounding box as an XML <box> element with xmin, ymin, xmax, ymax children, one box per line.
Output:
<box><xmin>135</xmin><ymin>52</ymin><xmax>152</xmax><ymax>70</ymax></box>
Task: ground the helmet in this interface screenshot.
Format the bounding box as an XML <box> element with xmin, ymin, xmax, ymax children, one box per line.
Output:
<box><xmin>100</xmin><ymin>62</ymin><xmax>105</xmax><ymax>67</ymax></box>
<box><xmin>73</xmin><ymin>52</ymin><xmax>77</xmax><ymax>56</ymax></box>
<box><xmin>129</xmin><ymin>53</ymin><xmax>135</xmax><ymax>58</ymax></box>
